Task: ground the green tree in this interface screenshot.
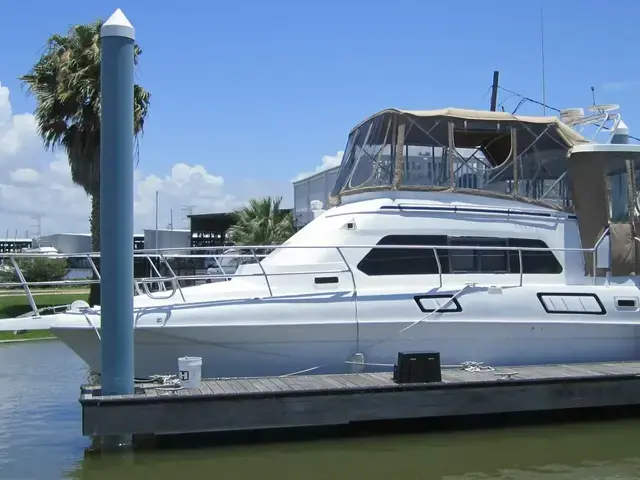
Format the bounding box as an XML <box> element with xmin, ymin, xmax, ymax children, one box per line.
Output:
<box><xmin>20</xmin><ymin>20</ymin><xmax>151</xmax><ymax>306</ymax></box>
<box><xmin>227</xmin><ymin>196</ymin><xmax>294</xmax><ymax>248</ymax></box>
<box><xmin>0</xmin><ymin>258</ymin><xmax>69</xmax><ymax>285</ymax></box>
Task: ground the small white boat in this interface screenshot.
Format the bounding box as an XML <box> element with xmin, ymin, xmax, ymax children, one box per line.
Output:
<box><xmin>20</xmin><ymin>238</ymin><xmax>59</xmax><ymax>257</ymax></box>
<box><xmin>2</xmin><ymin>105</ymin><xmax>640</xmax><ymax>381</ymax></box>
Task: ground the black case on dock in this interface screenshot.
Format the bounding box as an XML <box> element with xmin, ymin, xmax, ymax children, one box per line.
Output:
<box><xmin>393</xmin><ymin>351</ymin><xmax>442</xmax><ymax>384</ymax></box>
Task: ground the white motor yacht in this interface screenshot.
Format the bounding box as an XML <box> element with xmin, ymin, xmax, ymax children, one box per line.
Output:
<box><xmin>2</xmin><ymin>105</ymin><xmax>640</xmax><ymax>380</ymax></box>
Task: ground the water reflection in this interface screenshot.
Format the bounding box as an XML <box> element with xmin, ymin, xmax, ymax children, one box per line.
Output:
<box><xmin>1</xmin><ymin>341</ymin><xmax>640</xmax><ymax>480</ymax></box>
<box><xmin>63</xmin><ymin>421</ymin><xmax>640</xmax><ymax>480</ymax></box>
<box><xmin>0</xmin><ymin>340</ymin><xmax>90</xmax><ymax>480</ymax></box>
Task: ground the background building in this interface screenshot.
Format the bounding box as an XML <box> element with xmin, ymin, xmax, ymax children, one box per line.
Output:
<box><xmin>34</xmin><ymin>231</ymin><xmax>190</xmax><ymax>280</ymax></box>
<box><xmin>143</xmin><ymin>228</ymin><xmax>191</xmax><ymax>253</ymax></box>
<box><xmin>188</xmin><ymin>213</ymin><xmax>236</xmax><ymax>248</ymax></box>
<box><xmin>292</xmin><ymin>166</ymin><xmax>340</xmax><ymax>229</ymax></box>
<box><xmin>39</xmin><ymin>233</ymin><xmax>92</xmax><ymax>254</ymax></box>
<box><xmin>0</xmin><ymin>238</ymin><xmax>32</xmax><ymax>253</ymax></box>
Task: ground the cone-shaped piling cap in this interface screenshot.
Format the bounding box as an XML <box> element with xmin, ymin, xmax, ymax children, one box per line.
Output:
<box><xmin>101</xmin><ymin>8</ymin><xmax>135</xmax><ymax>40</ymax></box>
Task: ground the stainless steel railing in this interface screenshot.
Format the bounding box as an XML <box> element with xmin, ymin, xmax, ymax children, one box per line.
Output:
<box><xmin>0</xmin><ymin>237</ymin><xmax>608</xmax><ymax>318</ymax></box>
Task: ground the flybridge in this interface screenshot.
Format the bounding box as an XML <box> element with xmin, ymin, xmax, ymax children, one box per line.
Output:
<box><xmin>328</xmin><ymin>107</ymin><xmax>588</xmax><ymax>210</ymax></box>
<box><xmin>326</xmin><ymin>105</ymin><xmax>633</xmax><ymax>213</ymax></box>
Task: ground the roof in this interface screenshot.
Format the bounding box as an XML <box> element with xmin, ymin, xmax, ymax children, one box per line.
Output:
<box><xmin>187</xmin><ymin>212</ymin><xmax>234</xmax><ymax>220</ymax></box>
<box><xmin>188</xmin><ymin>209</ymin><xmax>292</xmax><ymax>220</ymax></box>
<box><xmin>350</xmin><ymin>107</ymin><xmax>590</xmax><ymax>148</ymax></box>
<box><xmin>293</xmin><ymin>165</ymin><xmax>341</xmax><ymax>185</ymax></box>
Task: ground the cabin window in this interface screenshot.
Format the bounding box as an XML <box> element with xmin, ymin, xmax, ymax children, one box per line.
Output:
<box><xmin>358</xmin><ymin>235</ymin><xmax>562</xmax><ymax>276</ymax></box>
<box><xmin>357</xmin><ymin>235</ymin><xmax>449</xmax><ymax>276</ymax></box>
<box><xmin>507</xmin><ymin>238</ymin><xmax>563</xmax><ymax>274</ymax></box>
<box><xmin>449</xmin><ymin>237</ymin><xmax>508</xmax><ymax>273</ymax></box>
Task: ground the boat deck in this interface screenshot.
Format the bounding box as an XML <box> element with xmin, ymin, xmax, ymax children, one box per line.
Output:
<box><xmin>79</xmin><ymin>361</ymin><xmax>640</xmax><ymax>438</ymax></box>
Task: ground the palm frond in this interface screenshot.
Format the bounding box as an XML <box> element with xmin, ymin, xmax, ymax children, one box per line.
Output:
<box><xmin>228</xmin><ymin>196</ymin><xmax>294</xmax><ymax>246</ymax></box>
<box><xmin>19</xmin><ymin>19</ymin><xmax>151</xmax><ymax>195</ymax></box>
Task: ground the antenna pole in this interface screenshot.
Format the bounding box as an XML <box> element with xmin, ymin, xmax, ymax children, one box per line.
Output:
<box><xmin>591</xmin><ymin>86</ymin><xmax>596</xmax><ymax>105</ymax></box>
<box><xmin>490</xmin><ymin>71</ymin><xmax>500</xmax><ymax>111</ymax></box>
<box><xmin>540</xmin><ymin>6</ymin><xmax>547</xmax><ymax>115</ymax></box>
<box><xmin>155</xmin><ymin>189</ymin><xmax>159</xmax><ymax>253</ymax></box>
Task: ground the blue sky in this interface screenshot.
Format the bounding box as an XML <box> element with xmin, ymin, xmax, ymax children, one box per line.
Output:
<box><xmin>0</xmin><ymin>0</ymin><xmax>639</xmax><ymax>234</ymax></box>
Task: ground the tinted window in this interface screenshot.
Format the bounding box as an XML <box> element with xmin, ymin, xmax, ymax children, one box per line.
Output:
<box><xmin>507</xmin><ymin>238</ymin><xmax>563</xmax><ymax>274</ymax></box>
<box><xmin>449</xmin><ymin>236</ymin><xmax>508</xmax><ymax>273</ymax></box>
<box><xmin>357</xmin><ymin>235</ymin><xmax>562</xmax><ymax>276</ymax></box>
<box><xmin>357</xmin><ymin>235</ymin><xmax>449</xmax><ymax>276</ymax></box>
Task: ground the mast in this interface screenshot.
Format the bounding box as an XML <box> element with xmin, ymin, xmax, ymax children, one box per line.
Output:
<box><xmin>490</xmin><ymin>71</ymin><xmax>500</xmax><ymax>111</ymax></box>
<box><xmin>540</xmin><ymin>7</ymin><xmax>547</xmax><ymax>115</ymax></box>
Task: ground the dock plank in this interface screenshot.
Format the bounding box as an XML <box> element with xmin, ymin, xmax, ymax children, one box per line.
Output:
<box><xmin>368</xmin><ymin>372</ymin><xmax>394</xmax><ymax>386</ymax></box>
<box><xmin>255</xmin><ymin>378</ymin><xmax>282</xmax><ymax>392</ymax></box>
<box><xmin>198</xmin><ymin>381</ymin><xmax>214</xmax><ymax>395</ymax></box>
<box><xmin>279</xmin><ymin>377</ymin><xmax>307</xmax><ymax>391</ymax></box>
<box><xmin>227</xmin><ymin>379</ymin><xmax>249</xmax><ymax>393</ymax></box>
<box><xmin>216</xmin><ymin>380</ymin><xmax>238</xmax><ymax>394</ymax></box>
<box><xmin>236</xmin><ymin>379</ymin><xmax>261</xmax><ymax>393</ymax></box>
<box><xmin>204</xmin><ymin>380</ymin><xmax>225</xmax><ymax>395</ymax></box>
<box><xmin>265</xmin><ymin>377</ymin><xmax>290</xmax><ymax>392</ymax></box>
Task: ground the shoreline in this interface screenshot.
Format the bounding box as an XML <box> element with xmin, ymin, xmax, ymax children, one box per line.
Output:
<box><xmin>0</xmin><ymin>336</ymin><xmax>57</xmax><ymax>344</ymax></box>
<box><xmin>0</xmin><ymin>289</ymin><xmax>89</xmax><ymax>298</ymax></box>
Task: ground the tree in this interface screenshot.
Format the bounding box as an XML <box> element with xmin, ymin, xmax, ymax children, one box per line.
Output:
<box><xmin>20</xmin><ymin>20</ymin><xmax>151</xmax><ymax>306</ymax></box>
<box><xmin>0</xmin><ymin>257</ymin><xmax>69</xmax><ymax>285</ymax></box>
<box><xmin>227</xmin><ymin>196</ymin><xmax>294</xmax><ymax>248</ymax></box>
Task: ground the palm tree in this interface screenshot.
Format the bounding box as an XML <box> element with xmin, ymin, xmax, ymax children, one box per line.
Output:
<box><xmin>227</xmin><ymin>196</ymin><xmax>294</xmax><ymax>248</ymax></box>
<box><xmin>20</xmin><ymin>20</ymin><xmax>151</xmax><ymax>306</ymax></box>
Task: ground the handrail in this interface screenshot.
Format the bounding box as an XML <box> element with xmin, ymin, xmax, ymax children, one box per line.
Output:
<box><xmin>0</xmin><ymin>240</ymin><xmax>611</xmax><ymax>318</ymax></box>
<box><xmin>592</xmin><ymin>227</ymin><xmax>610</xmax><ymax>285</ymax></box>
<box><xmin>518</xmin><ymin>250</ymin><xmax>524</xmax><ymax>287</ymax></box>
<box><xmin>159</xmin><ymin>253</ymin><xmax>186</xmax><ymax>302</ymax></box>
<box><xmin>251</xmin><ymin>248</ymin><xmax>273</xmax><ymax>297</ymax></box>
<box><xmin>145</xmin><ymin>256</ymin><xmax>166</xmax><ymax>292</ymax></box>
<box><xmin>433</xmin><ymin>247</ymin><xmax>443</xmax><ymax>288</ymax></box>
<box><xmin>9</xmin><ymin>256</ymin><xmax>38</xmax><ymax>315</ymax></box>
<box><xmin>335</xmin><ymin>246</ymin><xmax>360</xmax><ymax>350</ymax></box>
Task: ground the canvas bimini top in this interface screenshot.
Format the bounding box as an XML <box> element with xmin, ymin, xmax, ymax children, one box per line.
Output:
<box><xmin>329</xmin><ymin>107</ymin><xmax>592</xmax><ymax>210</ymax></box>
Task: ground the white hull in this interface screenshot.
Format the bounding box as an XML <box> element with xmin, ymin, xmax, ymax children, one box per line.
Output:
<box><xmin>51</xmin><ymin>316</ymin><xmax>640</xmax><ymax>379</ymax></box>
<box><xmin>46</xmin><ymin>280</ymin><xmax>640</xmax><ymax>379</ymax></box>
<box><xmin>5</xmin><ymin>190</ymin><xmax>640</xmax><ymax>379</ymax></box>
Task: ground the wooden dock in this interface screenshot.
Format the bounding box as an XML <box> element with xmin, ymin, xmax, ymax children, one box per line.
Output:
<box><xmin>79</xmin><ymin>361</ymin><xmax>640</xmax><ymax>438</ymax></box>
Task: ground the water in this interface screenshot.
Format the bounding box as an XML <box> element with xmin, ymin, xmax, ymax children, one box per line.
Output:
<box><xmin>2</xmin><ymin>341</ymin><xmax>640</xmax><ymax>480</ymax></box>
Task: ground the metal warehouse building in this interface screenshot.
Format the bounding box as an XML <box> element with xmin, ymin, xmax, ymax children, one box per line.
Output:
<box><xmin>292</xmin><ymin>166</ymin><xmax>340</xmax><ymax>229</ymax></box>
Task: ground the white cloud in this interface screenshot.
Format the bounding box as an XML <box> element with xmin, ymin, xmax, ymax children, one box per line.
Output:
<box><xmin>293</xmin><ymin>150</ymin><xmax>343</xmax><ymax>181</ymax></box>
<box><xmin>9</xmin><ymin>168</ymin><xmax>39</xmax><ymax>184</ymax></box>
<box><xmin>0</xmin><ymin>81</ymin><xmax>252</xmax><ymax>237</ymax></box>
<box><xmin>0</xmin><ymin>80</ymin><xmax>340</xmax><ymax>240</ymax></box>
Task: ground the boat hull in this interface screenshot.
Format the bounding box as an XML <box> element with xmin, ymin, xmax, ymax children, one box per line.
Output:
<box><xmin>51</xmin><ymin>319</ymin><xmax>640</xmax><ymax>379</ymax></box>
<box><xmin>52</xmin><ymin>323</ymin><xmax>360</xmax><ymax>379</ymax></box>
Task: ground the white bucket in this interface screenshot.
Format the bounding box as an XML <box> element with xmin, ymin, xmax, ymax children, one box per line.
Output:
<box><xmin>178</xmin><ymin>356</ymin><xmax>202</xmax><ymax>389</ymax></box>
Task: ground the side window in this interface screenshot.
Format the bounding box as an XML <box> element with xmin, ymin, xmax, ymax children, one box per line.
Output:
<box><xmin>357</xmin><ymin>235</ymin><xmax>563</xmax><ymax>276</ymax></box>
<box><xmin>508</xmin><ymin>238</ymin><xmax>563</xmax><ymax>274</ymax></box>
<box><xmin>357</xmin><ymin>235</ymin><xmax>449</xmax><ymax>276</ymax></box>
<box><xmin>449</xmin><ymin>237</ymin><xmax>508</xmax><ymax>273</ymax></box>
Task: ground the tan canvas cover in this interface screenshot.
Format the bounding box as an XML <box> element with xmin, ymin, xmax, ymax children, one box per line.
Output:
<box><xmin>610</xmin><ymin>222</ymin><xmax>640</xmax><ymax>276</ymax></box>
<box><xmin>349</xmin><ymin>107</ymin><xmax>590</xmax><ymax>149</ymax></box>
<box><xmin>566</xmin><ymin>152</ymin><xmax>610</xmax><ymax>274</ymax></box>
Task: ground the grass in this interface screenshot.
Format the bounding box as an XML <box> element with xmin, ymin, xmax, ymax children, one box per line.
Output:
<box><xmin>0</xmin><ymin>292</ymin><xmax>90</xmax><ymax>342</ymax></box>
<box><xmin>0</xmin><ymin>286</ymin><xmax>90</xmax><ymax>294</ymax></box>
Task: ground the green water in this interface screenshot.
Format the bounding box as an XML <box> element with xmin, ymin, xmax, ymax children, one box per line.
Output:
<box><xmin>2</xmin><ymin>341</ymin><xmax>640</xmax><ymax>480</ymax></box>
